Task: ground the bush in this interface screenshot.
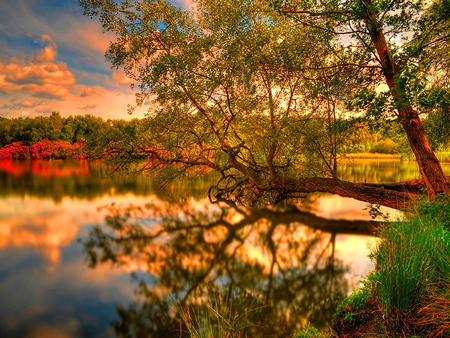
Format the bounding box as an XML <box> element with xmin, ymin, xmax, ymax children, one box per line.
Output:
<box><xmin>0</xmin><ymin>140</ymin><xmax>86</xmax><ymax>159</ymax></box>
<box><xmin>370</xmin><ymin>138</ymin><xmax>398</xmax><ymax>154</ymax></box>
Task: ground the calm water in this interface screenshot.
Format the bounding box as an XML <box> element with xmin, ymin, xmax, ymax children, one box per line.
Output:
<box><xmin>1</xmin><ymin>159</ymin><xmax>448</xmax><ymax>337</ymax></box>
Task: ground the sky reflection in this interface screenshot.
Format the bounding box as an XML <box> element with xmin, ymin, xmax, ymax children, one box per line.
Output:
<box><xmin>0</xmin><ymin>159</ymin><xmax>384</xmax><ymax>337</ymax></box>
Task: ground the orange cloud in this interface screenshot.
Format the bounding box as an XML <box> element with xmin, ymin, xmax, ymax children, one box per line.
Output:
<box><xmin>79</xmin><ymin>86</ymin><xmax>97</xmax><ymax>97</ymax></box>
<box><xmin>0</xmin><ymin>34</ymin><xmax>76</xmax><ymax>99</ymax></box>
<box><xmin>113</xmin><ymin>72</ymin><xmax>134</xmax><ymax>85</ymax></box>
<box><xmin>73</xmin><ymin>21</ymin><xmax>114</xmax><ymax>55</ymax></box>
<box><xmin>0</xmin><ymin>212</ymin><xmax>78</xmax><ymax>270</ymax></box>
<box><xmin>78</xmin><ymin>104</ymin><xmax>97</xmax><ymax>110</ymax></box>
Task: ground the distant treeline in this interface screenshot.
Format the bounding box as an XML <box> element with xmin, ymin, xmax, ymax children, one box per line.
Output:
<box><xmin>1</xmin><ymin>111</ymin><xmax>448</xmax><ymax>156</ymax></box>
<box><xmin>0</xmin><ymin>111</ymin><xmax>144</xmax><ymax>147</ymax></box>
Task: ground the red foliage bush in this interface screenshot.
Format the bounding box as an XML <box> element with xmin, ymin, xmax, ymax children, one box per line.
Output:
<box><xmin>0</xmin><ymin>140</ymin><xmax>86</xmax><ymax>159</ymax></box>
<box><xmin>0</xmin><ymin>142</ymin><xmax>30</xmax><ymax>159</ymax></box>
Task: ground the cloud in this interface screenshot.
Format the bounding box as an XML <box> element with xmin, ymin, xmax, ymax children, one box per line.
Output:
<box><xmin>0</xmin><ymin>34</ymin><xmax>76</xmax><ymax>99</ymax></box>
<box><xmin>0</xmin><ymin>98</ymin><xmax>47</xmax><ymax>110</ymax></box>
<box><xmin>113</xmin><ymin>72</ymin><xmax>134</xmax><ymax>85</ymax></box>
<box><xmin>78</xmin><ymin>104</ymin><xmax>97</xmax><ymax>111</ymax></box>
<box><xmin>20</xmin><ymin>99</ymin><xmax>46</xmax><ymax>107</ymax></box>
<box><xmin>79</xmin><ymin>86</ymin><xmax>97</xmax><ymax>97</ymax></box>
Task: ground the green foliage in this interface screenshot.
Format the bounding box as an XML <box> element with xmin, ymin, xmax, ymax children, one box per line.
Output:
<box><xmin>0</xmin><ymin>112</ymin><xmax>111</xmax><ymax>145</ymax></box>
<box><xmin>292</xmin><ymin>325</ymin><xmax>333</xmax><ymax>338</ymax></box>
<box><xmin>415</xmin><ymin>193</ymin><xmax>450</xmax><ymax>230</ymax></box>
<box><xmin>335</xmin><ymin>286</ymin><xmax>372</xmax><ymax>322</ymax></box>
<box><xmin>370</xmin><ymin>139</ymin><xmax>399</xmax><ymax>154</ymax></box>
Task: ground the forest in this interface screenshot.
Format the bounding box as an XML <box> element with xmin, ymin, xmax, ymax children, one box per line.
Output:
<box><xmin>1</xmin><ymin>110</ymin><xmax>449</xmax><ymax>153</ymax></box>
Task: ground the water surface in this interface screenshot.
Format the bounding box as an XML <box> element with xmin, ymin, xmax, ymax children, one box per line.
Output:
<box><xmin>1</xmin><ymin>159</ymin><xmax>439</xmax><ymax>337</ymax></box>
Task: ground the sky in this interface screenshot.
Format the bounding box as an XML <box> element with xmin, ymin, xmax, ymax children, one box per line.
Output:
<box><xmin>0</xmin><ymin>0</ymin><xmax>194</xmax><ymax>120</ymax></box>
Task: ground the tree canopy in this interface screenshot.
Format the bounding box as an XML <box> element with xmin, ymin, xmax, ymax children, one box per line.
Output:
<box><xmin>79</xmin><ymin>0</ymin><xmax>450</xmax><ymax>209</ymax></box>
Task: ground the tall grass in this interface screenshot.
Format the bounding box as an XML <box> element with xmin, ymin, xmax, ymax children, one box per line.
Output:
<box><xmin>170</xmin><ymin>284</ymin><xmax>267</xmax><ymax>338</ymax></box>
<box><xmin>370</xmin><ymin>201</ymin><xmax>450</xmax><ymax>335</ymax></box>
<box><xmin>372</xmin><ymin>219</ymin><xmax>450</xmax><ymax>314</ymax></box>
<box><xmin>399</xmin><ymin>152</ymin><xmax>450</xmax><ymax>162</ymax></box>
<box><xmin>333</xmin><ymin>196</ymin><xmax>450</xmax><ymax>337</ymax></box>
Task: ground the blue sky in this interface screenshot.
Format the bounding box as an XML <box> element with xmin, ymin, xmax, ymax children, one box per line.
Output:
<box><xmin>0</xmin><ymin>0</ymin><xmax>193</xmax><ymax>119</ymax></box>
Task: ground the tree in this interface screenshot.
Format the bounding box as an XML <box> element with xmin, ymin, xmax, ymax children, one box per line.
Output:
<box><xmin>79</xmin><ymin>0</ymin><xmax>449</xmax><ymax>209</ymax></box>
<box><xmin>275</xmin><ymin>0</ymin><xmax>450</xmax><ymax>197</ymax></box>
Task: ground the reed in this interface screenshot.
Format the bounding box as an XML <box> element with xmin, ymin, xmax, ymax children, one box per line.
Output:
<box><xmin>170</xmin><ymin>284</ymin><xmax>267</xmax><ymax>338</ymax></box>
<box><xmin>370</xmin><ymin>205</ymin><xmax>450</xmax><ymax>335</ymax></box>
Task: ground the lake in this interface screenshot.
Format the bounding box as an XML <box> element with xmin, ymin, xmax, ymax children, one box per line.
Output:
<box><xmin>1</xmin><ymin>159</ymin><xmax>448</xmax><ymax>337</ymax></box>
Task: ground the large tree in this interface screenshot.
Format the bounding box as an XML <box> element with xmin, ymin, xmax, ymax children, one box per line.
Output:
<box><xmin>275</xmin><ymin>0</ymin><xmax>450</xmax><ymax>197</ymax></box>
<box><xmin>79</xmin><ymin>0</ymin><xmax>449</xmax><ymax>209</ymax></box>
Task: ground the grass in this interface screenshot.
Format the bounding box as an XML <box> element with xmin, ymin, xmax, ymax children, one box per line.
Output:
<box><xmin>170</xmin><ymin>284</ymin><xmax>268</xmax><ymax>338</ymax></box>
<box><xmin>345</xmin><ymin>152</ymin><xmax>401</xmax><ymax>160</ymax></box>
<box><xmin>333</xmin><ymin>195</ymin><xmax>450</xmax><ymax>337</ymax></box>
<box><xmin>346</xmin><ymin>152</ymin><xmax>450</xmax><ymax>162</ymax></box>
<box><xmin>372</xmin><ymin>220</ymin><xmax>445</xmax><ymax>314</ymax></box>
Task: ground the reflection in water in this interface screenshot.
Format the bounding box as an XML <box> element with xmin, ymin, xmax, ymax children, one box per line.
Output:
<box><xmin>83</xmin><ymin>199</ymin><xmax>378</xmax><ymax>337</ymax></box>
<box><xmin>0</xmin><ymin>159</ymin><xmax>217</xmax><ymax>203</ymax></box>
<box><xmin>338</xmin><ymin>159</ymin><xmax>450</xmax><ymax>184</ymax></box>
<box><xmin>0</xmin><ymin>206</ymin><xmax>78</xmax><ymax>270</ymax></box>
<box><xmin>0</xmin><ymin>160</ymin><xmax>388</xmax><ymax>337</ymax></box>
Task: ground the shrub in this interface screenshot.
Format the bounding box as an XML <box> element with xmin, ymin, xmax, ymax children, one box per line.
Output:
<box><xmin>0</xmin><ymin>140</ymin><xmax>86</xmax><ymax>159</ymax></box>
<box><xmin>370</xmin><ymin>138</ymin><xmax>398</xmax><ymax>154</ymax></box>
<box><xmin>0</xmin><ymin>142</ymin><xmax>29</xmax><ymax>159</ymax></box>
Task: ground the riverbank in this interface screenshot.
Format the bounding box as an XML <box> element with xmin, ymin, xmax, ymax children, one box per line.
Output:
<box><xmin>347</xmin><ymin>152</ymin><xmax>450</xmax><ymax>162</ymax></box>
<box><xmin>292</xmin><ymin>195</ymin><xmax>450</xmax><ymax>338</ymax></box>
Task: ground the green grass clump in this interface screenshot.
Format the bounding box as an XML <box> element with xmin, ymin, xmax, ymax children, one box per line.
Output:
<box><xmin>334</xmin><ymin>196</ymin><xmax>450</xmax><ymax>336</ymax></box>
<box><xmin>371</xmin><ymin>219</ymin><xmax>450</xmax><ymax>315</ymax></box>
<box><xmin>335</xmin><ymin>284</ymin><xmax>372</xmax><ymax>322</ymax></box>
<box><xmin>373</xmin><ymin>203</ymin><xmax>450</xmax><ymax>335</ymax></box>
<box><xmin>292</xmin><ymin>325</ymin><xmax>335</xmax><ymax>338</ymax></box>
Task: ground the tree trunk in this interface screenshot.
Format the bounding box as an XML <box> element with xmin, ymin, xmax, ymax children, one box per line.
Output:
<box><xmin>368</xmin><ymin>20</ymin><xmax>449</xmax><ymax>197</ymax></box>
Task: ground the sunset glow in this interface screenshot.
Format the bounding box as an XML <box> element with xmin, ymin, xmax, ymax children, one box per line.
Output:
<box><xmin>0</xmin><ymin>0</ymin><xmax>193</xmax><ymax>120</ymax></box>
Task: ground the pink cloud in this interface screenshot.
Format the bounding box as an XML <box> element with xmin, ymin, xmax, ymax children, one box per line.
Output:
<box><xmin>113</xmin><ymin>72</ymin><xmax>134</xmax><ymax>85</ymax></box>
<box><xmin>79</xmin><ymin>86</ymin><xmax>97</xmax><ymax>97</ymax></box>
<box><xmin>20</xmin><ymin>99</ymin><xmax>46</xmax><ymax>107</ymax></box>
<box><xmin>73</xmin><ymin>21</ymin><xmax>114</xmax><ymax>55</ymax></box>
<box><xmin>0</xmin><ymin>35</ymin><xmax>76</xmax><ymax>99</ymax></box>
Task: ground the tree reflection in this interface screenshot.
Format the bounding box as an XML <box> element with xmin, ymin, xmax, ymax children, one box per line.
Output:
<box><xmin>82</xmin><ymin>200</ymin><xmax>377</xmax><ymax>337</ymax></box>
